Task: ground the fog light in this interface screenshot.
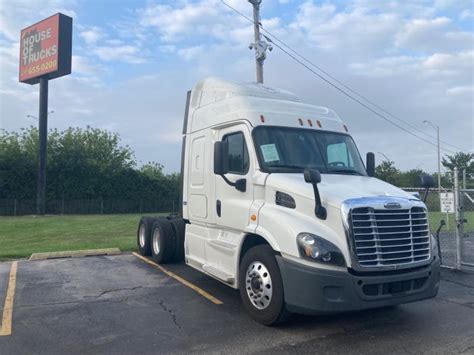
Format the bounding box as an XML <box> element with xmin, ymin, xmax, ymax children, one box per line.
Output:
<box><xmin>322</xmin><ymin>252</ymin><xmax>331</xmax><ymax>262</ymax></box>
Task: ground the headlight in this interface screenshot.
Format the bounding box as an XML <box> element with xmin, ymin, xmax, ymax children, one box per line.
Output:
<box><xmin>297</xmin><ymin>233</ymin><xmax>345</xmax><ymax>266</ymax></box>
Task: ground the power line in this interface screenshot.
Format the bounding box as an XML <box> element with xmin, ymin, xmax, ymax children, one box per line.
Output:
<box><xmin>265</xmin><ymin>38</ymin><xmax>457</xmax><ymax>153</ymax></box>
<box><xmin>220</xmin><ymin>0</ymin><xmax>462</xmax><ymax>154</ymax></box>
<box><xmin>261</xmin><ymin>34</ymin><xmax>467</xmax><ymax>152</ymax></box>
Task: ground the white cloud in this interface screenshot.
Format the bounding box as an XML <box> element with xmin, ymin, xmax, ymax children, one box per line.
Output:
<box><xmin>79</xmin><ymin>27</ymin><xmax>103</xmax><ymax>45</ymax></box>
<box><xmin>159</xmin><ymin>45</ymin><xmax>176</xmax><ymax>53</ymax></box>
<box><xmin>422</xmin><ymin>51</ymin><xmax>474</xmax><ymax>78</ymax></box>
<box><xmin>178</xmin><ymin>45</ymin><xmax>204</xmax><ymax>60</ymax></box>
<box><xmin>396</xmin><ymin>17</ymin><xmax>474</xmax><ymax>52</ymax></box>
<box><xmin>72</xmin><ymin>55</ymin><xmax>99</xmax><ymax>75</ymax></box>
<box><xmin>446</xmin><ymin>85</ymin><xmax>474</xmax><ymax>97</ymax></box>
<box><xmin>290</xmin><ymin>2</ymin><xmax>399</xmax><ymax>56</ymax></box>
<box><xmin>92</xmin><ymin>45</ymin><xmax>144</xmax><ymax>63</ymax></box>
<box><xmin>460</xmin><ymin>8</ymin><xmax>474</xmax><ymax>20</ymax></box>
<box><xmin>139</xmin><ymin>0</ymin><xmax>220</xmax><ymax>42</ymax></box>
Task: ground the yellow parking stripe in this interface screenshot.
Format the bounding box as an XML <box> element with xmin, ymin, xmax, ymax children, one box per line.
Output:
<box><xmin>132</xmin><ymin>252</ymin><xmax>223</xmax><ymax>305</ymax></box>
<box><xmin>0</xmin><ymin>261</ymin><xmax>18</xmax><ymax>336</ymax></box>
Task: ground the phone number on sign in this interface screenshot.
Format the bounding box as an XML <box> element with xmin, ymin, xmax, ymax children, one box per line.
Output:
<box><xmin>26</xmin><ymin>60</ymin><xmax>57</xmax><ymax>75</ymax></box>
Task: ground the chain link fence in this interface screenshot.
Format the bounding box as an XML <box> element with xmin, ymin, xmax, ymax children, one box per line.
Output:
<box><xmin>404</xmin><ymin>174</ymin><xmax>473</xmax><ymax>271</ymax></box>
<box><xmin>0</xmin><ymin>198</ymin><xmax>178</xmax><ymax>216</ymax></box>
<box><xmin>459</xmin><ymin>188</ymin><xmax>474</xmax><ymax>269</ymax></box>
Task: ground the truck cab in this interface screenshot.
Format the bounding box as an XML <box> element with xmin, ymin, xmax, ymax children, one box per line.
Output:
<box><xmin>139</xmin><ymin>77</ymin><xmax>440</xmax><ymax>325</ymax></box>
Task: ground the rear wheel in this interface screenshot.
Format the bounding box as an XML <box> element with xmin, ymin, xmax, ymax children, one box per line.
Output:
<box><xmin>239</xmin><ymin>244</ymin><xmax>290</xmax><ymax>325</ymax></box>
<box><xmin>137</xmin><ymin>217</ymin><xmax>155</xmax><ymax>256</ymax></box>
<box><xmin>150</xmin><ymin>218</ymin><xmax>176</xmax><ymax>264</ymax></box>
<box><xmin>170</xmin><ymin>219</ymin><xmax>186</xmax><ymax>262</ymax></box>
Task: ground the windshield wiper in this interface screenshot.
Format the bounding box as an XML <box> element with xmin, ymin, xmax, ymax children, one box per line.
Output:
<box><xmin>327</xmin><ymin>168</ymin><xmax>364</xmax><ymax>176</ymax></box>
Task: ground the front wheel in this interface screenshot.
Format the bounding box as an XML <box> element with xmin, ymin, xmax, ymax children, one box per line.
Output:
<box><xmin>239</xmin><ymin>244</ymin><xmax>290</xmax><ymax>325</ymax></box>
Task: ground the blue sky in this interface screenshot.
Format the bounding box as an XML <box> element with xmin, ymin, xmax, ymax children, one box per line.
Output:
<box><xmin>1</xmin><ymin>0</ymin><xmax>473</xmax><ymax>173</ymax></box>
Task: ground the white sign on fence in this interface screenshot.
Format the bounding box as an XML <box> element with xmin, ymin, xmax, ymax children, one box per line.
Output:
<box><xmin>440</xmin><ymin>192</ymin><xmax>455</xmax><ymax>213</ymax></box>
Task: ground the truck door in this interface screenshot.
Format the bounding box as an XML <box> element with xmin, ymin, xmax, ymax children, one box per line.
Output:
<box><xmin>202</xmin><ymin>124</ymin><xmax>255</xmax><ymax>283</ymax></box>
<box><xmin>215</xmin><ymin>125</ymin><xmax>254</xmax><ymax>231</ymax></box>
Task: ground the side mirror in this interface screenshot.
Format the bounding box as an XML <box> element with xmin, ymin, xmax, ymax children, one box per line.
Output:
<box><xmin>214</xmin><ymin>141</ymin><xmax>229</xmax><ymax>175</ymax></box>
<box><xmin>420</xmin><ymin>174</ymin><xmax>435</xmax><ymax>188</ymax></box>
<box><xmin>420</xmin><ymin>174</ymin><xmax>435</xmax><ymax>203</ymax></box>
<box><xmin>366</xmin><ymin>152</ymin><xmax>375</xmax><ymax>177</ymax></box>
<box><xmin>303</xmin><ymin>169</ymin><xmax>326</xmax><ymax>220</ymax></box>
<box><xmin>304</xmin><ymin>169</ymin><xmax>321</xmax><ymax>184</ymax></box>
<box><xmin>214</xmin><ymin>141</ymin><xmax>246</xmax><ymax>192</ymax></box>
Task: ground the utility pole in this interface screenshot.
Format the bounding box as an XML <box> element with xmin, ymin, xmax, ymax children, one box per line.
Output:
<box><xmin>248</xmin><ymin>0</ymin><xmax>272</xmax><ymax>83</ymax></box>
<box><xmin>436</xmin><ymin>125</ymin><xmax>441</xmax><ymax>194</ymax></box>
<box><xmin>423</xmin><ymin>120</ymin><xmax>442</xmax><ymax>193</ymax></box>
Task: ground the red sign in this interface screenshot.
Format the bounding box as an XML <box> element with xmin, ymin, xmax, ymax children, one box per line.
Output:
<box><xmin>19</xmin><ymin>13</ymin><xmax>72</xmax><ymax>85</ymax></box>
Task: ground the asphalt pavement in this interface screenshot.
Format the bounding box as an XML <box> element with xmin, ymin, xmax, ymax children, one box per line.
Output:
<box><xmin>0</xmin><ymin>254</ymin><xmax>473</xmax><ymax>354</ymax></box>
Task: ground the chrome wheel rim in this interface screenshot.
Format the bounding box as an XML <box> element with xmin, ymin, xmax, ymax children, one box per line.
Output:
<box><xmin>245</xmin><ymin>261</ymin><xmax>272</xmax><ymax>310</ymax></box>
<box><xmin>152</xmin><ymin>228</ymin><xmax>160</xmax><ymax>255</ymax></box>
<box><xmin>139</xmin><ymin>225</ymin><xmax>146</xmax><ymax>248</ymax></box>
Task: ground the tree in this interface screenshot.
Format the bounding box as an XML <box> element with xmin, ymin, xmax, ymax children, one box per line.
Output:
<box><xmin>0</xmin><ymin>127</ymin><xmax>179</xmax><ymax>203</ymax></box>
<box><xmin>375</xmin><ymin>160</ymin><xmax>401</xmax><ymax>186</ymax></box>
<box><xmin>397</xmin><ymin>169</ymin><xmax>425</xmax><ymax>187</ymax></box>
<box><xmin>441</xmin><ymin>152</ymin><xmax>474</xmax><ymax>178</ymax></box>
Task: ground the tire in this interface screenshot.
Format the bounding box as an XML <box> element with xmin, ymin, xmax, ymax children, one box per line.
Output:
<box><xmin>239</xmin><ymin>244</ymin><xmax>290</xmax><ymax>325</ymax></box>
<box><xmin>150</xmin><ymin>218</ymin><xmax>176</xmax><ymax>264</ymax></box>
<box><xmin>137</xmin><ymin>217</ymin><xmax>155</xmax><ymax>256</ymax></box>
<box><xmin>170</xmin><ymin>219</ymin><xmax>186</xmax><ymax>262</ymax></box>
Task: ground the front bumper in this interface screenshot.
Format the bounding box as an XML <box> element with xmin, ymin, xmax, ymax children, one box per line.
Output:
<box><xmin>277</xmin><ymin>256</ymin><xmax>440</xmax><ymax>315</ymax></box>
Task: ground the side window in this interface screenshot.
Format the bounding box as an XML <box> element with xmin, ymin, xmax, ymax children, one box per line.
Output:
<box><xmin>327</xmin><ymin>142</ymin><xmax>353</xmax><ymax>167</ymax></box>
<box><xmin>223</xmin><ymin>132</ymin><xmax>249</xmax><ymax>174</ymax></box>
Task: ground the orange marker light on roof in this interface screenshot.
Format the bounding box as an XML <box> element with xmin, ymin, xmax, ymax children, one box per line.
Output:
<box><xmin>260</xmin><ymin>115</ymin><xmax>265</xmax><ymax>123</ymax></box>
<box><xmin>316</xmin><ymin>120</ymin><xmax>322</xmax><ymax>128</ymax></box>
<box><xmin>307</xmin><ymin>119</ymin><xmax>313</xmax><ymax>127</ymax></box>
<box><xmin>298</xmin><ymin>118</ymin><xmax>304</xmax><ymax>126</ymax></box>
<box><xmin>250</xmin><ymin>214</ymin><xmax>257</xmax><ymax>221</ymax></box>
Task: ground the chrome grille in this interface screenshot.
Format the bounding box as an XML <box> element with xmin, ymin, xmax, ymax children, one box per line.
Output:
<box><xmin>350</xmin><ymin>207</ymin><xmax>430</xmax><ymax>267</ymax></box>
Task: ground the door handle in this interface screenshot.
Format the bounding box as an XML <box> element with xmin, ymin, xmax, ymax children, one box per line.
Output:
<box><xmin>216</xmin><ymin>200</ymin><xmax>222</xmax><ymax>217</ymax></box>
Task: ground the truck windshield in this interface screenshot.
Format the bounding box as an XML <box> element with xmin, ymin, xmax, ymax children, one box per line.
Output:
<box><xmin>252</xmin><ymin>126</ymin><xmax>367</xmax><ymax>175</ymax></box>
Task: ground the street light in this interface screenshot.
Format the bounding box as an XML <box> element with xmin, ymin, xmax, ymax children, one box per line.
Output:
<box><xmin>423</xmin><ymin>120</ymin><xmax>441</xmax><ymax>193</ymax></box>
<box><xmin>377</xmin><ymin>152</ymin><xmax>391</xmax><ymax>161</ymax></box>
<box><xmin>27</xmin><ymin>110</ymin><xmax>54</xmax><ymax>119</ymax></box>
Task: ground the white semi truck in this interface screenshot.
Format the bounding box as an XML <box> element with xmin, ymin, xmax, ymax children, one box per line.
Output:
<box><xmin>137</xmin><ymin>77</ymin><xmax>440</xmax><ymax>325</ymax></box>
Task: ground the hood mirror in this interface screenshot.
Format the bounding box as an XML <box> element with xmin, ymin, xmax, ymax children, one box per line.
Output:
<box><xmin>366</xmin><ymin>152</ymin><xmax>375</xmax><ymax>177</ymax></box>
<box><xmin>304</xmin><ymin>169</ymin><xmax>321</xmax><ymax>184</ymax></box>
<box><xmin>420</xmin><ymin>174</ymin><xmax>435</xmax><ymax>203</ymax></box>
<box><xmin>304</xmin><ymin>169</ymin><xmax>327</xmax><ymax>220</ymax></box>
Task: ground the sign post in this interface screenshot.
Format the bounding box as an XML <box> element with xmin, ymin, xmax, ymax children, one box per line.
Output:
<box><xmin>38</xmin><ymin>77</ymin><xmax>49</xmax><ymax>215</ymax></box>
<box><xmin>19</xmin><ymin>13</ymin><xmax>72</xmax><ymax>215</ymax></box>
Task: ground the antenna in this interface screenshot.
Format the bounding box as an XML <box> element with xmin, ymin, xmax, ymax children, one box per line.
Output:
<box><xmin>248</xmin><ymin>0</ymin><xmax>272</xmax><ymax>84</ymax></box>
